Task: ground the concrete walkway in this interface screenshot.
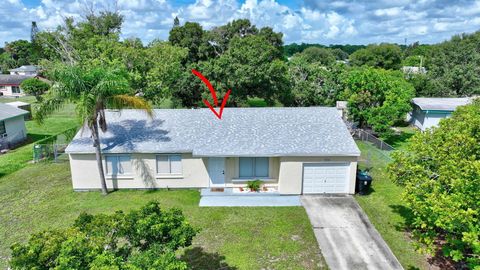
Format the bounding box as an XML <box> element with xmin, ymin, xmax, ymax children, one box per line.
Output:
<box><xmin>199</xmin><ymin>195</ymin><xmax>301</xmax><ymax>207</ymax></box>
<box><xmin>301</xmin><ymin>196</ymin><xmax>403</xmax><ymax>270</ymax></box>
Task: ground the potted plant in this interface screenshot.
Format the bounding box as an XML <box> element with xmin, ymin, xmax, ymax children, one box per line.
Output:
<box><xmin>247</xmin><ymin>179</ymin><xmax>262</xmax><ymax>192</ymax></box>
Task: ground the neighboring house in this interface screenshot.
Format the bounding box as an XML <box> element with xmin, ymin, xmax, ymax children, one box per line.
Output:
<box><xmin>0</xmin><ymin>103</ymin><xmax>29</xmax><ymax>149</ymax></box>
<box><xmin>6</xmin><ymin>101</ymin><xmax>32</xmax><ymax>120</ymax></box>
<box><xmin>402</xmin><ymin>66</ymin><xmax>427</xmax><ymax>75</ymax></box>
<box><xmin>65</xmin><ymin>107</ymin><xmax>361</xmax><ymax>194</ymax></box>
<box><xmin>0</xmin><ymin>75</ymin><xmax>32</xmax><ymax>96</ymax></box>
<box><xmin>410</xmin><ymin>97</ymin><xmax>472</xmax><ymax>131</ymax></box>
<box><xmin>9</xmin><ymin>65</ymin><xmax>39</xmax><ymax>76</ymax></box>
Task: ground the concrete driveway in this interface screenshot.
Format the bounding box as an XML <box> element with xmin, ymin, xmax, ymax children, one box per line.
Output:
<box><xmin>301</xmin><ymin>196</ymin><xmax>403</xmax><ymax>270</ymax></box>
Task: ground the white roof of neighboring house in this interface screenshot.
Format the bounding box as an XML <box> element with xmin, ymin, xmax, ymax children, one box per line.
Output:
<box><xmin>412</xmin><ymin>97</ymin><xmax>472</xmax><ymax>111</ymax></box>
<box><xmin>9</xmin><ymin>65</ymin><xmax>38</xmax><ymax>72</ymax></box>
<box><xmin>0</xmin><ymin>103</ymin><xmax>29</xmax><ymax>121</ymax></box>
<box><xmin>6</xmin><ymin>101</ymin><xmax>30</xmax><ymax>107</ymax></box>
<box><xmin>66</xmin><ymin>107</ymin><xmax>360</xmax><ymax>157</ymax></box>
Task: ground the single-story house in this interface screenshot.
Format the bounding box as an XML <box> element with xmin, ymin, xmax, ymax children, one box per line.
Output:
<box><xmin>0</xmin><ymin>103</ymin><xmax>29</xmax><ymax>149</ymax></box>
<box><xmin>0</xmin><ymin>75</ymin><xmax>32</xmax><ymax>96</ymax></box>
<box><xmin>65</xmin><ymin>107</ymin><xmax>361</xmax><ymax>195</ymax></box>
<box><xmin>9</xmin><ymin>65</ymin><xmax>39</xmax><ymax>76</ymax></box>
<box><xmin>410</xmin><ymin>97</ymin><xmax>472</xmax><ymax>131</ymax></box>
<box><xmin>6</xmin><ymin>101</ymin><xmax>31</xmax><ymax>120</ymax></box>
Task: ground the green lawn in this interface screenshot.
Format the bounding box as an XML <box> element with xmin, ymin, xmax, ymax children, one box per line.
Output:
<box><xmin>0</xmin><ymin>96</ymin><xmax>37</xmax><ymax>104</ymax></box>
<box><xmin>384</xmin><ymin>126</ymin><xmax>418</xmax><ymax>150</ymax></box>
<box><xmin>0</xmin><ymin>103</ymin><xmax>78</xmax><ymax>177</ymax></box>
<box><xmin>0</xmin><ymin>162</ymin><xmax>325</xmax><ymax>269</ymax></box>
<box><xmin>355</xmin><ymin>141</ymin><xmax>429</xmax><ymax>270</ymax></box>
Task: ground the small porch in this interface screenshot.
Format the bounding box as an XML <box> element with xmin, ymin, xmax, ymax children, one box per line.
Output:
<box><xmin>199</xmin><ymin>188</ymin><xmax>301</xmax><ymax>207</ymax></box>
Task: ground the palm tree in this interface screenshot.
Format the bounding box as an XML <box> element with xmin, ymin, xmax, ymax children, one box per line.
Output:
<box><xmin>35</xmin><ymin>65</ymin><xmax>152</xmax><ymax>195</ymax></box>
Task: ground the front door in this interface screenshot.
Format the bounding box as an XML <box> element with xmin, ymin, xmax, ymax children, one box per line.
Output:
<box><xmin>208</xmin><ymin>157</ymin><xmax>225</xmax><ymax>187</ymax></box>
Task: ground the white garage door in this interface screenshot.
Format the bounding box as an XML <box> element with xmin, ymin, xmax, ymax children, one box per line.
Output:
<box><xmin>303</xmin><ymin>163</ymin><xmax>350</xmax><ymax>194</ymax></box>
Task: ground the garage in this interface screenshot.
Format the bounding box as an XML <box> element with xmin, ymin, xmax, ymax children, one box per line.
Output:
<box><xmin>302</xmin><ymin>163</ymin><xmax>350</xmax><ymax>194</ymax></box>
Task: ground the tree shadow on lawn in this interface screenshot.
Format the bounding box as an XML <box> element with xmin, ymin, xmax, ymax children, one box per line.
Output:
<box><xmin>389</xmin><ymin>204</ymin><xmax>415</xmax><ymax>231</ymax></box>
<box><xmin>180</xmin><ymin>247</ymin><xmax>238</xmax><ymax>270</ymax></box>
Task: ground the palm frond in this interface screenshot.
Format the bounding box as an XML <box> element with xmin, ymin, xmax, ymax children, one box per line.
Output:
<box><xmin>108</xmin><ymin>95</ymin><xmax>153</xmax><ymax>116</ymax></box>
<box><xmin>33</xmin><ymin>94</ymin><xmax>67</xmax><ymax>124</ymax></box>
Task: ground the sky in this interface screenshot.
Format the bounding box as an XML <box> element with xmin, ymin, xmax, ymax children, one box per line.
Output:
<box><xmin>1</xmin><ymin>0</ymin><xmax>480</xmax><ymax>46</ymax></box>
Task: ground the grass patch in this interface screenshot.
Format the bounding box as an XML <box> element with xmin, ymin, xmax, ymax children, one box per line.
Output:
<box><xmin>384</xmin><ymin>126</ymin><xmax>418</xmax><ymax>150</ymax></box>
<box><xmin>0</xmin><ymin>104</ymin><xmax>78</xmax><ymax>177</ymax></box>
<box><xmin>0</xmin><ymin>162</ymin><xmax>325</xmax><ymax>269</ymax></box>
<box><xmin>0</xmin><ymin>96</ymin><xmax>36</xmax><ymax>104</ymax></box>
<box><xmin>355</xmin><ymin>141</ymin><xmax>429</xmax><ymax>269</ymax></box>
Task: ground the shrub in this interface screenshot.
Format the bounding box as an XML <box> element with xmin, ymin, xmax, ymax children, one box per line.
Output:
<box><xmin>247</xmin><ymin>179</ymin><xmax>262</xmax><ymax>192</ymax></box>
<box><xmin>388</xmin><ymin>100</ymin><xmax>480</xmax><ymax>268</ymax></box>
<box><xmin>10</xmin><ymin>201</ymin><xmax>197</xmax><ymax>269</ymax></box>
<box><xmin>20</xmin><ymin>78</ymin><xmax>49</xmax><ymax>102</ymax></box>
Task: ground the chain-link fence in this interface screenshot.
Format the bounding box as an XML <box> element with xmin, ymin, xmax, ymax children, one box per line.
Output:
<box><xmin>353</xmin><ymin>129</ymin><xmax>395</xmax><ymax>151</ymax></box>
<box><xmin>33</xmin><ymin>127</ymin><xmax>77</xmax><ymax>163</ymax></box>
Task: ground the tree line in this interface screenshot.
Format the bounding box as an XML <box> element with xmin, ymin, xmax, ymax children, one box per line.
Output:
<box><xmin>1</xmin><ymin>11</ymin><xmax>479</xmax><ymax>136</ymax></box>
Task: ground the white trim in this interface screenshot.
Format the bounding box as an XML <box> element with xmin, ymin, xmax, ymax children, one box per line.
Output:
<box><xmin>156</xmin><ymin>175</ymin><xmax>184</xmax><ymax>179</ymax></box>
<box><xmin>231</xmin><ymin>178</ymin><xmax>277</xmax><ymax>182</ymax></box>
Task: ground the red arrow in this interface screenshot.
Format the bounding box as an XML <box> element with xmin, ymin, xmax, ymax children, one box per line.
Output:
<box><xmin>192</xmin><ymin>69</ymin><xmax>231</xmax><ymax>119</ymax></box>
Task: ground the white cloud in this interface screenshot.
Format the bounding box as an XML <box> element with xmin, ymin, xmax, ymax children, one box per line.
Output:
<box><xmin>0</xmin><ymin>0</ymin><xmax>479</xmax><ymax>45</ymax></box>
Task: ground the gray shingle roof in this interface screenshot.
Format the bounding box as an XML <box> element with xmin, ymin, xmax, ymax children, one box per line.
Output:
<box><xmin>0</xmin><ymin>75</ymin><xmax>33</xmax><ymax>85</ymax></box>
<box><xmin>9</xmin><ymin>65</ymin><xmax>38</xmax><ymax>72</ymax></box>
<box><xmin>66</xmin><ymin>107</ymin><xmax>360</xmax><ymax>157</ymax></box>
<box><xmin>412</xmin><ymin>97</ymin><xmax>472</xmax><ymax>111</ymax></box>
<box><xmin>0</xmin><ymin>103</ymin><xmax>29</xmax><ymax>121</ymax></box>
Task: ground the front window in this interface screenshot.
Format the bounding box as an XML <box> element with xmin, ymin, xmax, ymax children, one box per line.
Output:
<box><xmin>12</xmin><ymin>86</ymin><xmax>20</xmax><ymax>93</ymax></box>
<box><xmin>156</xmin><ymin>154</ymin><xmax>182</xmax><ymax>175</ymax></box>
<box><xmin>239</xmin><ymin>157</ymin><xmax>269</xmax><ymax>178</ymax></box>
<box><xmin>105</xmin><ymin>155</ymin><xmax>132</xmax><ymax>176</ymax></box>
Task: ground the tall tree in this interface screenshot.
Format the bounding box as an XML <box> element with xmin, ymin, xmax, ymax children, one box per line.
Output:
<box><xmin>35</xmin><ymin>66</ymin><xmax>152</xmax><ymax>195</ymax></box>
<box><xmin>295</xmin><ymin>47</ymin><xmax>336</xmax><ymax>66</ymax></box>
<box><xmin>341</xmin><ymin>67</ymin><xmax>414</xmax><ymax>136</ymax></box>
<box><xmin>426</xmin><ymin>31</ymin><xmax>480</xmax><ymax>97</ymax></box>
<box><xmin>215</xmin><ymin>35</ymin><xmax>288</xmax><ymax>105</ymax></box>
<box><xmin>350</xmin><ymin>43</ymin><xmax>402</xmax><ymax>70</ymax></box>
<box><xmin>288</xmin><ymin>56</ymin><xmax>344</xmax><ymax>106</ymax></box>
<box><xmin>145</xmin><ymin>41</ymin><xmax>188</xmax><ymax>104</ymax></box>
<box><xmin>30</xmin><ymin>21</ymin><xmax>39</xmax><ymax>43</ymax></box>
<box><xmin>168</xmin><ymin>22</ymin><xmax>204</xmax><ymax>62</ymax></box>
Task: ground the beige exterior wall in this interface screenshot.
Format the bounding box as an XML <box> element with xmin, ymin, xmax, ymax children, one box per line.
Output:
<box><xmin>69</xmin><ymin>154</ymin><xmax>357</xmax><ymax>194</ymax></box>
<box><xmin>278</xmin><ymin>156</ymin><xmax>358</xmax><ymax>195</ymax></box>
<box><xmin>69</xmin><ymin>153</ymin><xmax>210</xmax><ymax>190</ymax></box>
